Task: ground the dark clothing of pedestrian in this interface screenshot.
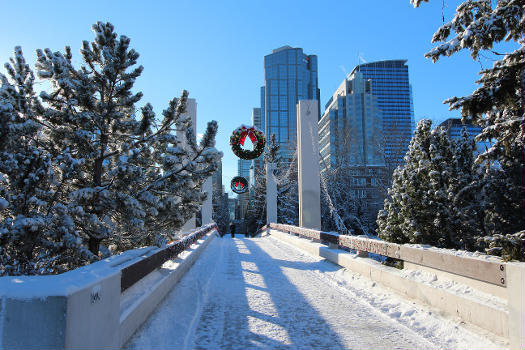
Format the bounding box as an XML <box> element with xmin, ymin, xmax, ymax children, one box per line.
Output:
<box><xmin>230</xmin><ymin>223</ymin><xmax>235</xmax><ymax>238</ymax></box>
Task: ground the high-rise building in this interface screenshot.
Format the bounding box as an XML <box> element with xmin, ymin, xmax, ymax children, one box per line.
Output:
<box><xmin>228</xmin><ymin>197</ymin><xmax>237</xmax><ymax>221</ymax></box>
<box><xmin>439</xmin><ymin>118</ymin><xmax>490</xmax><ymax>154</ymax></box>
<box><xmin>261</xmin><ymin>45</ymin><xmax>320</xmax><ymax>164</ymax></box>
<box><xmin>319</xmin><ymin>72</ymin><xmax>384</xmax><ymax>171</ymax></box>
<box><xmin>319</xmin><ymin>71</ymin><xmax>386</xmax><ymax>218</ymax></box>
<box><xmin>351</xmin><ymin>60</ymin><xmax>415</xmax><ymax>166</ymax></box>
<box><xmin>237</xmin><ymin>157</ymin><xmax>251</xmax><ymax>218</ymax></box>
<box><xmin>212</xmin><ymin>158</ymin><xmax>223</xmax><ymax>194</ymax></box>
<box><xmin>237</xmin><ymin>159</ymin><xmax>251</xmax><ymax>183</ymax></box>
<box><xmin>252</xmin><ymin>107</ymin><xmax>262</xmax><ymax>132</ymax></box>
<box><xmin>251</xmin><ymin>107</ymin><xmax>263</xmax><ymax>180</ymax></box>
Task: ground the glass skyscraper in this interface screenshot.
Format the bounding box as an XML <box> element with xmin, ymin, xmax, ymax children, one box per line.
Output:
<box><xmin>237</xmin><ymin>158</ymin><xmax>251</xmax><ymax>218</ymax></box>
<box><xmin>439</xmin><ymin>118</ymin><xmax>490</xmax><ymax>155</ymax></box>
<box><xmin>261</xmin><ymin>45</ymin><xmax>320</xmax><ymax>163</ymax></box>
<box><xmin>319</xmin><ymin>72</ymin><xmax>384</xmax><ymax>171</ymax></box>
<box><xmin>318</xmin><ymin>71</ymin><xmax>386</xmax><ymax>215</ymax></box>
<box><xmin>351</xmin><ymin>60</ymin><xmax>415</xmax><ymax>166</ymax></box>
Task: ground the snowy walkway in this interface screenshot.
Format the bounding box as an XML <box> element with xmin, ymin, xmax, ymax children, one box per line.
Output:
<box><xmin>125</xmin><ymin>235</ymin><xmax>504</xmax><ymax>350</ymax></box>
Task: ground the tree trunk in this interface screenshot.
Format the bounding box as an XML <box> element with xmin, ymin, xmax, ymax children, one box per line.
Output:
<box><xmin>88</xmin><ymin>236</ymin><xmax>100</xmax><ymax>256</ymax></box>
<box><xmin>88</xmin><ymin>133</ymin><xmax>106</xmax><ymax>257</ymax></box>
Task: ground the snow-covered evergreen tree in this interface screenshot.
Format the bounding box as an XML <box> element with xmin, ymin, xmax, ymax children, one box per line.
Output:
<box><xmin>378</xmin><ymin>120</ymin><xmax>478</xmax><ymax>248</ymax></box>
<box><xmin>447</xmin><ymin>128</ymin><xmax>484</xmax><ymax>249</ymax></box>
<box><xmin>33</xmin><ymin>22</ymin><xmax>221</xmax><ymax>254</ymax></box>
<box><xmin>1</xmin><ymin>47</ymin><xmax>92</xmax><ymax>275</ymax></box>
<box><xmin>1</xmin><ymin>22</ymin><xmax>221</xmax><ymax>275</ymax></box>
<box><xmin>411</xmin><ymin>0</ymin><xmax>524</xmax><ymax>260</ymax></box>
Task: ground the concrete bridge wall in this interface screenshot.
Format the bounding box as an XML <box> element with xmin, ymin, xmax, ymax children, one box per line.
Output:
<box><xmin>0</xmin><ymin>224</ymin><xmax>218</xmax><ymax>350</ymax></box>
<box><xmin>266</xmin><ymin>224</ymin><xmax>524</xmax><ymax>350</ymax></box>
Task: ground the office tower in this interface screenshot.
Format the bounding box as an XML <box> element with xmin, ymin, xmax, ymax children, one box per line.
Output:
<box><xmin>261</xmin><ymin>45</ymin><xmax>320</xmax><ymax>164</ymax></box>
<box><xmin>212</xmin><ymin>159</ymin><xmax>223</xmax><ymax>193</ymax></box>
<box><xmin>251</xmin><ymin>107</ymin><xmax>263</xmax><ymax>179</ymax></box>
<box><xmin>439</xmin><ymin>118</ymin><xmax>490</xmax><ymax>154</ymax></box>
<box><xmin>250</xmin><ymin>107</ymin><xmax>263</xmax><ymax>192</ymax></box>
<box><xmin>319</xmin><ymin>72</ymin><xmax>384</xmax><ymax>171</ymax></box>
<box><xmin>228</xmin><ymin>197</ymin><xmax>237</xmax><ymax>221</ymax></box>
<box><xmin>238</xmin><ymin>158</ymin><xmax>251</xmax><ymax>219</ymax></box>
<box><xmin>252</xmin><ymin>107</ymin><xmax>263</xmax><ymax>131</ymax></box>
<box><xmin>319</xmin><ymin>72</ymin><xmax>386</xmax><ymax>217</ymax></box>
<box><xmin>351</xmin><ymin>60</ymin><xmax>415</xmax><ymax>166</ymax></box>
<box><xmin>237</xmin><ymin>159</ymin><xmax>251</xmax><ymax>182</ymax></box>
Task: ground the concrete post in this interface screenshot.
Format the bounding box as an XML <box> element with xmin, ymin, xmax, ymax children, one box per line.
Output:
<box><xmin>0</xmin><ymin>271</ymin><xmax>121</xmax><ymax>350</ymax></box>
<box><xmin>178</xmin><ymin>98</ymin><xmax>197</xmax><ymax>232</ymax></box>
<box><xmin>297</xmin><ymin>100</ymin><xmax>321</xmax><ymax>230</ymax></box>
<box><xmin>266</xmin><ymin>162</ymin><xmax>277</xmax><ymax>225</ymax></box>
<box><xmin>201</xmin><ymin>177</ymin><xmax>213</xmax><ymax>225</ymax></box>
<box><xmin>507</xmin><ymin>262</ymin><xmax>525</xmax><ymax>350</ymax></box>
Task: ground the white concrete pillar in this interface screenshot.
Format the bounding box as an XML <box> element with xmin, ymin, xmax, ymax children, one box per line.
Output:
<box><xmin>177</xmin><ymin>98</ymin><xmax>197</xmax><ymax>141</ymax></box>
<box><xmin>202</xmin><ymin>177</ymin><xmax>213</xmax><ymax>225</ymax></box>
<box><xmin>179</xmin><ymin>98</ymin><xmax>197</xmax><ymax>232</ymax></box>
<box><xmin>266</xmin><ymin>162</ymin><xmax>277</xmax><ymax>225</ymax></box>
<box><xmin>297</xmin><ymin>100</ymin><xmax>321</xmax><ymax>230</ymax></box>
<box><xmin>507</xmin><ymin>262</ymin><xmax>525</xmax><ymax>349</ymax></box>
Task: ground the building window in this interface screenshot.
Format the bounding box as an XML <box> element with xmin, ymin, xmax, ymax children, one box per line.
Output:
<box><xmin>279</xmin><ymin>96</ymin><xmax>288</xmax><ymax>110</ymax></box>
<box><xmin>270</xmin><ymin>97</ymin><xmax>278</xmax><ymax>110</ymax></box>
<box><xmin>279</xmin><ymin>65</ymin><xmax>287</xmax><ymax>77</ymax></box>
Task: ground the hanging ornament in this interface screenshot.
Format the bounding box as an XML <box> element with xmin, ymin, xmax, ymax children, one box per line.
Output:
<box><xmin>231</xmin><ymin>176</ymin><xmax>248</xmax><ymax>194</ymax></box>
<box><xmin>230</xmin><ymin>125</ymin><xmax>265</xmax><ymax>160</ymax></box>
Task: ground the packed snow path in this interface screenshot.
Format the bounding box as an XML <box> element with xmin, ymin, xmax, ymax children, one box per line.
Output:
<box><xmin>125</xmin><ymin>235</ymin><xmax>503</xmax><ymax>350</ymax></box>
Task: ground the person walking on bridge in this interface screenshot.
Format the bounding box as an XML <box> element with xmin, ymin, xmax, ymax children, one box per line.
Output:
<box><xmin>229</xmin><ymin>222</ymin><xmax>235</xmax><ymax>238</ymax></box>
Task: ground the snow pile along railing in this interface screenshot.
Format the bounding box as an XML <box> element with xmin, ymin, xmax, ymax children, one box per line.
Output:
<box><xmin>267</xmin><ymin>223</ymin><xmax>525</xmax><ymax>349</ymax></box>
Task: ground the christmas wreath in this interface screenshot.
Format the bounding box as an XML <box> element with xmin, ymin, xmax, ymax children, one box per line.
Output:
<box><xmin>231</xmin><ymin>176</ymin><xmax>248</xmax><ymax>194</ymax></box>
<box><xmin>230</xmin><ymin>125</ymin><xmax>265</xmax><ymax>160</ymax></box>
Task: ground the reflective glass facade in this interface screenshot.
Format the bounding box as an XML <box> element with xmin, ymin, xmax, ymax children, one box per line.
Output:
<box><xmin>318</xmin><ymin>72</ymin><xmax>387</xmax><ymax>220</ymax></box>
<box><xmin>262</xmin><ymin>46</ymin><xmax>320</xmax><ymax>163</ymax></box>
<box><xmin>439</xmin><ymin>118</ymin><xmax>490</xmax><ymax>155</ymax></box>
<box><xmin>212</xmin><ymin>160</ymin><xmax>223</xmax><ymax>193</ymax></box>
<box><xmin>237</xmin><ymin>158</ymin><xmax>251</xmax><ymax>217</ymax></box>
<box><xmin>238</xmin><ymin>159</ymin><xmax>251</xmax><ymax>181</ymax></box>
<box><xmin>319</xmin><ymin>72</ymin><xmax>384</xmax><ymax>171</ymax></box>
<box><xmin>351</xmin><ymin>60</ymin><xmax>415</xmax><ymax>165</ymax></box>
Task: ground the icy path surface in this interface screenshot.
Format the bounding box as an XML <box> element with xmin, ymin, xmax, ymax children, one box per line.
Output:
<box><xmin>125</xmin><ymin>236</ymin><xmax>504</xmax><ymax>350</ymax></box>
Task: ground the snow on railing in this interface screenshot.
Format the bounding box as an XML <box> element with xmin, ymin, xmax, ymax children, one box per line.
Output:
<box><xmin>121</xmin><ymin>222</ymin><xmax>218</xmax><ymax>291</ymax></box>
<box><xmin>268</xmin><ymin>223</ymin><xmax>506</xmax><ymax>287</ymax></box>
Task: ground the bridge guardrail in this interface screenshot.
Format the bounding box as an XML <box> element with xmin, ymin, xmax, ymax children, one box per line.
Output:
<box><xmin>267</xmin><ymin>222</ymin><xmax>524</xmax><ymax>350</ymax></box>
<box><xmin>121</xmin><ymin>223</ymin><xmax>217</xmax><ymax>291</ymax></box>
<box><xmin>0</xmin><ymin>222</ymin><xmax>218</xmax><ymax>350</ymax></box>
<box><xmin>269</xmin><ymin>223</ymin><xmax>505</xmax><ymax>287</ymax></box>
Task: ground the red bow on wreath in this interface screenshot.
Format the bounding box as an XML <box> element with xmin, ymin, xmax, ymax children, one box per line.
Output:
<box><xmin>239</xmin><ymin>130</ymin><xmax>258</xmax><ymax>146</ymax></box>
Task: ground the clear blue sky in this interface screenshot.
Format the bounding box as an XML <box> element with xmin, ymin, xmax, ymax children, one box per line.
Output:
<box><xmin>0</xmin><ymin>0</ymin><xmax>496</xmax><ymax>195</ymax></box>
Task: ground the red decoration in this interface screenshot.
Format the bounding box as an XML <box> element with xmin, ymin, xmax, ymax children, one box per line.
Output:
<box><xmin>231</xmin><ymin>176</ymin><xmax>248</xmax><ymax>194</ymax></box>
<box><xmin>230</xmin><ymin>125</ymin><xmax>265</xmax><ymax>160</ymax></box>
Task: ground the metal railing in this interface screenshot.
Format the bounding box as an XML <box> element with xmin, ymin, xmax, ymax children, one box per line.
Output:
<box><xmin>121</xmin><ymin>223</ymin><xmax>218</xmax><ymax>291</ymax></box>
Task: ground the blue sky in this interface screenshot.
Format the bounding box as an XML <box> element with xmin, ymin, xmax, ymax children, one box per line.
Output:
<box><xmin>0</xmin><ymin>0</ymin><xmax>499</xmax><ymax>195</ymax></box>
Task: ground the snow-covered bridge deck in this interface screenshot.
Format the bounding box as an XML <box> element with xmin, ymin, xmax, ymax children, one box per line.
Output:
<box><xmin>125</xmin><ymin>235</ymin><xmax>502</xmax><ymax>350</ymax></box>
